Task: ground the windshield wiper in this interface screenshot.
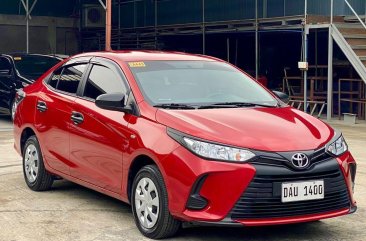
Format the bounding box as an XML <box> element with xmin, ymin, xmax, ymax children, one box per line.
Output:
<box><xmin>153</xmin><ymin>103</ymin><xmax>196</xmax><ymax>110</ymax></box>
<box><xmin>198</xmin><ymin>102</ymin><xmax>278</xmax><ymax>109</ymax></box>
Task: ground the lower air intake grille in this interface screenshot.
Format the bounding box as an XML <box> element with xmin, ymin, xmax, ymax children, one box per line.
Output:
<box><xmin>231</xmin><ymin>160</ymin><xmax>351</xmax><ymax>219</ymax></box>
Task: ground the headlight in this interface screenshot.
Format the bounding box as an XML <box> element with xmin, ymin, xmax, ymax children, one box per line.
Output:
<box><xmin>326</xmin><ymin>135</ymin><xmax>348</xmax><ymax>156</ymax></box>
<box><xmin>182</xmin><ymin>137</ymin><xmax>255</xmax><ymax>162</ymax></box>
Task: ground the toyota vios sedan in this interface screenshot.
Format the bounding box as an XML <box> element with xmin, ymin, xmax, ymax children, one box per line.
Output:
<box><xmin>13</xmin><ymin>51</ymin><xmax>357</xmax><ymax>239</ymax></box>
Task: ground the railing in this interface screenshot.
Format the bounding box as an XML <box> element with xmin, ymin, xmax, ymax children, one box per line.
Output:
<box><xmin>344</xmin><ymin>0</ymin><xmax>366</xmax><ymax>30</ymax></box>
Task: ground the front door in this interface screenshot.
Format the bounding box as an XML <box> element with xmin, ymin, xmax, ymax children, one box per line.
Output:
<box><xmin>69</xmin><ymin>59</ymin><xmax>130</xmax><ymax>193</ymax></box>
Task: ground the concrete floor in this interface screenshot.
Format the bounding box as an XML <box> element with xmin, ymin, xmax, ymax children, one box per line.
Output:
<box><xmin>0</xmin><ymin>115</ymin><xmax>365</xmax><ymax>241</ymax></box>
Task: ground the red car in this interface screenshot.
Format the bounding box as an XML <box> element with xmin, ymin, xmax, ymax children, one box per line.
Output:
<box><xmin>13</xmin><ymin>51</ymin><xmax>356</xmax><ymax>239</ymax></box>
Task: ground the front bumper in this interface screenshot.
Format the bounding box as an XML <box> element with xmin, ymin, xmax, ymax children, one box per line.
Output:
<box><xmin>164</xmin><ymin>146</ymin><xmax>356</xmax><ymax>225</ymax></box>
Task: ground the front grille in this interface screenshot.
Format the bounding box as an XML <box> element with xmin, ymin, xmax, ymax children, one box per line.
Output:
<box><xmin>249</xmin><ymin>147</ymin><xmax>333</xmax><ymax>170</ymax></box>
<box><xmin>231</xmin><ymin>159</ymin><xmax>351</xmax><ymax>219</ymax></box>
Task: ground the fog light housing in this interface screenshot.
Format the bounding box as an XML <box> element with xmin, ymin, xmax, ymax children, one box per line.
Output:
<box><xmin>186</xmin><ymin>175</ymin><xmax>208</xmax><ymax>210</ymax></box>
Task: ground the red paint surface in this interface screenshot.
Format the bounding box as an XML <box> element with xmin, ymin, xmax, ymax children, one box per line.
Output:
<box><xmin>13</xmin><ymin>51</ymin><xmax>356</xmax><ymax>225</ymax></box>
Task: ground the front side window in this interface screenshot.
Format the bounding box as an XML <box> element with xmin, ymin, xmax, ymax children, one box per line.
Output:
<box><xmin>55</xmin><ymin>64</ymin><xmax>86</xmax><ymax>94</ymax></box>
<box><xmin>128</xmin><ymin>61</ymin><xmax>278</xmax><ymax>107</ymax></box>
<box><xmin>83</xmin><ymin>64</ymin><xmax>126</xmax><ymax>100</ymax></box>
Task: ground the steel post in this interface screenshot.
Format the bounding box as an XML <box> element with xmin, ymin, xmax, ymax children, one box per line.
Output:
<box><xmin>105</xmin><ymin>0</ymin><xmax>112</xmax><ymax>51</ymax></box>
<box><xmin>202</xmin><ymin>0</ymin><xmax>205</xmax><ymax>55</ymax></box>
<box><xmin>327</xmin><ymin>0</ymin><xmax>334</xmax><ymax>120</ymax></box>
<box><xmin>255</xmin><ymin>0</ymin><xmax>259</xmax><ymax>80</ymax></box>
<box><xmin>26</xmin><ymin>0</ymin><xmax>29</xmax><ymax>53</ymax></box>
<box><xmin>303</xmin><ymin>0</ymin><xmax>308</xmax><ymax>112</ymax></box>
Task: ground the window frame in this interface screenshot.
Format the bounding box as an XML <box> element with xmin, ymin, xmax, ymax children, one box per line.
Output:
<box><xmin>78</xmin><ymin>57</ymin><xmax>131</xmax><ymax>103</ymax></box>
<box><xmin>44</xmin><ymin>57</ymin><xmax>91</xmax><ymax>97</ymax></box>
<box><xmin>44</xmin><ymin>55</ymin><xmax>140</xmax><ymax>116</ymax></box>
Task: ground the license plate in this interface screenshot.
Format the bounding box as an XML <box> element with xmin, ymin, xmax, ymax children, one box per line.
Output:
<box><xmin>281</xmin><ymin>180</ymin><xmax>324</xmax><ymax>203</ymax></box>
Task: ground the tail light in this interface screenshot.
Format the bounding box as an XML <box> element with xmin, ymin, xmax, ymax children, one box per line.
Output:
<box><xmin>13</xmin><ymin>89</ymin><xmax>26</xmax><ymax>119</ymax></box>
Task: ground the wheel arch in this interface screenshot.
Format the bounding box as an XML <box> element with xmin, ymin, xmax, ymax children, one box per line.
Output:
<box><xmin>20</xmin><ymin>127</ymin><xmax>37</xmax><ymax>155</ymax></box>
<box><xmin>127</xmin><ymin>154</ymin><xmax>160</xmax><ymax>202</ymax></box>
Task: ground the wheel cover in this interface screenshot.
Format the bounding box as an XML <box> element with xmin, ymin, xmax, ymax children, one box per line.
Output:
<box><xmin>24</xmin><ymin>144</ymin><xmax>39</xmax><ymax>183</ymax></box>
<box><xmin>135</xmin><ymin>177</ymin><xmax>160</xmax><ymax>229</ymax></box>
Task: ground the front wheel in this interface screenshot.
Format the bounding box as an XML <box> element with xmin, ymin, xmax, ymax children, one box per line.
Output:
<box><xmin>132</xmin><ymin>165</ymin><xmax>180</xmax><ymax>239</ymax></box>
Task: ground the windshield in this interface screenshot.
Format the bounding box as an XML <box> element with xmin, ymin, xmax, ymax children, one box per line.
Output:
<box><xmin>129</xmin><ymin>61</ymin><xmax>278</xmax><ymax>107</ymax></box>
<box><xmin>13</xmin><ymin>55</ymin><xmax>61</xmax><ymax>80</ymax></box>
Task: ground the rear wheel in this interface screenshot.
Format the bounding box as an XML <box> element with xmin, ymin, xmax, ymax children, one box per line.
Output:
<box><xmin>23</xmin><ymin>135</ymin><xmax>53</xmax><ymax>191</ymax></box>
<box><xmin>132</xmin><ymin>165</ymin><xmax>180</xmax><ymax>239</ymax></box>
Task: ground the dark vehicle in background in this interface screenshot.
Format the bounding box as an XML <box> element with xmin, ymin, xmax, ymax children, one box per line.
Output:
<box><xmin>0</xmin><ymin>53</ymin><xmax>62</xmax><ymax>119</ymax></box>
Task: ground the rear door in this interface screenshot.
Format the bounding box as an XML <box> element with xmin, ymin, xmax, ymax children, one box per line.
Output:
<box><xmin>35</xmin><ymin>61</ymin><xmax>88</xmax><ymax>175</ymax></box>
<box><xmin>69</xmin><ymin>57</ymin><xmax>131</xmax><ymax>193</ymax></box>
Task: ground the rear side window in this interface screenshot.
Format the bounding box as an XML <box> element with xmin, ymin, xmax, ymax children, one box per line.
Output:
<box><xmin>49</xmin><ymin>68</ymin><xmax>62</xmax><ymax>88</ymax></box>
<box><xmin>54</xmin><ymin>64</ymin><xmax>87</xmax><ymax>94</ymax></box>
<box><xmin>83</xmin><ymin>65</ymin><xmax>127</xmax><ymax>100</ymax></box>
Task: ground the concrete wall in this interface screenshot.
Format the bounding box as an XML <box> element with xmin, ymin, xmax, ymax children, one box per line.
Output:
<box><xmin>0</xmin><ymin>14</ymin><xmax>79</xmax><ymax>55</ymax></box>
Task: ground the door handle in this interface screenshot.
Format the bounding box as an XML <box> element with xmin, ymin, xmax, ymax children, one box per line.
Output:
<box><xmin>71</xmin><ymin>111</ymin><xmax>84</xmax><ymax>125</ymax></box>
<box><xmin>36</xmin><ymin>101</ymin><xmax>47</xmax><ymax>112</ymax></box>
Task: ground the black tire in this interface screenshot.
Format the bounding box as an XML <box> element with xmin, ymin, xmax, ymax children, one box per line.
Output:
<box><xmin>23</xmin><ymin>135</ymin><xmax>53</xmax><ymax>191</ymax></box>
<box><xmin>131</xmin><ymin>165</ymin><xmax>181</xmax><ymax>239</ymax></box>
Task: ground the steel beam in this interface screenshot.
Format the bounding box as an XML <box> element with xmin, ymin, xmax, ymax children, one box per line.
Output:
<box><xmin>98</xmin><ymin>0</ymin><xmax>106</xmax><ymax>10</ymax></box>
<box><xmin>202</xmin><ymin>0</ymin><xmax>205</xmax><ymax>55</ymax></box>
<box><xmin>327</xmin><ymin>0</ymin><xmax>334</xmax><ymax>120</ymax></box>
<box><xmin>255</xmin><ymin>0</ymin><xmax>259</xmax><ymax>80</ymax></box>
<box><xmin>20</xmin><ymin>0</ymin><xmax>37</xmax><ymax>53</ymax></box>
<box><xmin>105</xmin><ymin>0</ymin><xmax>112</xmax><ymax>51</ymax></box>
<box><xmin>303</xmin><ymin>0</ymin><xmax>308</xmax><ymax>112</ymax></box>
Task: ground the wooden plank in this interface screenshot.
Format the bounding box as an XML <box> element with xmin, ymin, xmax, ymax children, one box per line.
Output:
<box><xmin>346</xmin><ymin>38</ymin><xmax>366</xmax><ymax>45</ymax></box>
<box><xmin>338</xmin><ymin>28</ymin><xmax>366</xmax><ymax>35</ymax></box>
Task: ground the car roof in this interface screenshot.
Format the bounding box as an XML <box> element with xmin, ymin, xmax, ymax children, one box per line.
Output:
<box><xmin>2</xmin><ymin>53</ymin><xmax>63</xmax><ymax>60</ymax></box>
<box><xmin>72</xmin><ymin>50</ymin><xmax>223</xmax><ymax>62</ymax></box>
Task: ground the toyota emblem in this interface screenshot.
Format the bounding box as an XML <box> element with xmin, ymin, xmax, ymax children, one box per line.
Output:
<box><xmin>291</xmin><ymin>153</ymin><xmax>309</xmax><ymax>169</ymax></box>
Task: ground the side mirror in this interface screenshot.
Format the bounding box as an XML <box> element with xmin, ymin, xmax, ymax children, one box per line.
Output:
<box><xmin>272</xmin><ymin>90</ymin><xmax>290</xmax><ymax>104</ymax></box>
<box><xmin>95</xmin><ymin>93</ymin><xmax>132</xmax><ymax>113</ymax></box>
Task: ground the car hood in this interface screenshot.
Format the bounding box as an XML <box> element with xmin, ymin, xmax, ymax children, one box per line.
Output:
<box><xmin>155</xmin><ymin>106</ymin><xmax>334</xmax><ymax>152</ymax></box>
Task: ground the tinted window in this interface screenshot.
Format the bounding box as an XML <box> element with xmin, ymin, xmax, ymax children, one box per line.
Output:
<box><xmin>83</xmin><ymin>65</ymin><xmax>126</xmax><ymax>100</ymax></box>
<box><xmin>56</xmin><ymin>64</ymin><xmax>86</xmax><ymax>94</ymax></box>
<box><xmin>13</xmin><ymin>55</ymin><xmax>61</xmax><ymax>80</ymax></box>
<box><xmin>0</xmin><ymin>57</ymin><xmax>12</xmax><ymax>75</ymax></box>
<box><xmin>49</xmin><ymin>68</ymin><xmax>62</xmax><ymax>88</ymax></box>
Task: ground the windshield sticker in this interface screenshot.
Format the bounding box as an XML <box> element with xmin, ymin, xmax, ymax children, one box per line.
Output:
<box><xmin>128</xmin><ymin>62</ymin><xmax>146</xmax><ymax>68</ymax></box>
<box><xmin>13</xmin><ymin>57</ymin><xmax>22</xmax><ymax>61</ymax></box>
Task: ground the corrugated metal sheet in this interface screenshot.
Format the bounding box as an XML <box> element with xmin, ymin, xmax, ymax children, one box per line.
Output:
<box><xmin>115</xmin><ymin>0</ymin><xmax>366</xmax><ymax>27</ymax></box>
<box><xmin>158</xmin><ymin>0</ymin><xmax>201</xmax><ymax>25</ymax></box>
<box><xmin>205</xmin><ymin>0</ymin><xmax>255</xmax><ymax>22</ymax></box>
<box><xmin>284</xmin><ymin>0</ymin><xmax>305</xmax><ymax>16</ymax></box>
<box><xmin>307</xmin><ymin>0</ymin><xmax>366</xmax><ymax>16</ymax></box>
<box><xmin>1</xmin><ymin>0</ymin><xmax>365</xmax><ymax>27</ymax></box>
<box><xmin>0</xmin><ymin>0</ymin><xmax>77</xmax><ymax>17</ymax></box>
<box><xmin>118</xmin><ymin>0</ymin><xmax>155</xmax><ymax>28</ymax></box>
